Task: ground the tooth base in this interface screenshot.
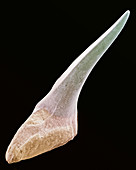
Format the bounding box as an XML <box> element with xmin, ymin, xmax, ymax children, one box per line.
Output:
<box><xmin>6</xmin><ymin>108</ymin><xmax>77</xmax><ymax>163</ymax></box>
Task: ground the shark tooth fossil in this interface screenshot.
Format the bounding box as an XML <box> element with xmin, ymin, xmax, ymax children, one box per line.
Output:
<box><xmin>6</xmin><ymin>10</ymin><xmax>130</xmax><ymax>163</ymax></box>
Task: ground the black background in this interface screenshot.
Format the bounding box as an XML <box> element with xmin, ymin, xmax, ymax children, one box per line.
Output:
<box><xmin>1</xmin><ymin>1</ymin><xmax>136</xmax><ymax>170</ymax></box>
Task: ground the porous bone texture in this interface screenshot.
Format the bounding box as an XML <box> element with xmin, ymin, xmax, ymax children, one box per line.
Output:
<box><xmin>6</xmin><ymin>108</ymin><xmax>77</xmax><ymax>163</ymax></box>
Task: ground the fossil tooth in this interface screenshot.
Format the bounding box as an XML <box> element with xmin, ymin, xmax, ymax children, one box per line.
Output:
<box><xmin>6</xmin><ymin>10</ymin><xmax>130</xmax><ymax>163</ymax></box>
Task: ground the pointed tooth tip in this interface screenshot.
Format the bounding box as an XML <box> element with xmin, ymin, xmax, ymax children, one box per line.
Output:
<box><xmin>124</xmin><ymin>10</ymin><xmax>130</xmax><ymax>18</ymax></box>
<box><xmin>126</xmin><ymin>10</ymin><xmax>130</xmax><ymax>15</ymax></box>
<box><xmin>119</xmin><ymin>10</ymin><xmax>130</xmax><ymax>23</ymax></box>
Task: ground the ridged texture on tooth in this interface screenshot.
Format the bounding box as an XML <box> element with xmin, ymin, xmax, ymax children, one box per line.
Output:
<box><xmin>6</xmin><ymin>108</ymin><xmax>77</xmax><ymax>163</ymax></box>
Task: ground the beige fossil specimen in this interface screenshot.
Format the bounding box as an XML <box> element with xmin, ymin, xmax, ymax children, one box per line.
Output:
<box><xmin>6</xmin><ymin>10</ymin><xmax>130</xmax><ymax>163</ymax></box>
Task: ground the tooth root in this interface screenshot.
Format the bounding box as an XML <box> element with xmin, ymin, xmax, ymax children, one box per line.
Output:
<box><xmin>6</xmin><ymin>10</ymin><xmax>130</xmax><ymax>163</ymax></box>
<box><xmin>6</xmin><ymin>108</ymin><xmax>77</xmax><ymax>163</ymax></box>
